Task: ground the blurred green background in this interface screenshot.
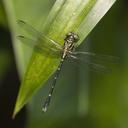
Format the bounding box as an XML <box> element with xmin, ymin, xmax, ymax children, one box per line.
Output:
<box><xmin>0</xmin><ymin>0</ymin><xmax>128</xmax><ymax>128</ymax></box>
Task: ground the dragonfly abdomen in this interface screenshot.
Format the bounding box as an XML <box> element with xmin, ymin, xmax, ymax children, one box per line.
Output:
<box><xmin>42</xmin><ymin>58</ymin><xmax>64</xmax><ymax>112</ymax></box>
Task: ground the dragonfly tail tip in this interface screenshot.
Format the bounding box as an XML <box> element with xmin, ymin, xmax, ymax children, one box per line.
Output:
<box><xmin>42</xmin><ymin>106</ymin><xmax>47</xmax><ymax>113</ymax></box>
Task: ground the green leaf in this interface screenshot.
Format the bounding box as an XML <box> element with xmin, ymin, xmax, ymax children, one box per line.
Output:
<box><xmin>4</xmin><ymin>0</ymin><xmax>116</xmax><ymax>117</ymax></box>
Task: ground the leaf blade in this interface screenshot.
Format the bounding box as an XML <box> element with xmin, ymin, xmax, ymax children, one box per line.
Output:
<box><xmin>11</xmin><ymin>0</ymin><xmax>117</xmax><ymax>117</ymax></box>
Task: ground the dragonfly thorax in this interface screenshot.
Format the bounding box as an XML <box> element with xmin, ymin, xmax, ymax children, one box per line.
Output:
<box><xmin>62</xmin><ymin>32</ymin><xmax>79</xmax><ymax>58</ymax></box>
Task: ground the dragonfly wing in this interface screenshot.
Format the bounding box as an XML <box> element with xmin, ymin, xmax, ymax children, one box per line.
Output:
<box><xmin>17</xmin><ymin>20</ymin><xmax>62</xmax><ymax>50</ymax></box>
<box><xmin>18</xmin><ymin>35</ymin><xmax>60</xmax><ymax>58</ymax></box>
<box><xmin>71</xmin><ymin>51</ymin><xmax>119</xmax><ymax>63</ymax></box>
<box><xmin>68</xmin><ymin>54</ymin><xmax>111</xmax><ymax>73</ymax></box>
<box><xmin>18</xmin><ymin>20</ymin><xmax>42</xmax><ymax>38</ymax></box>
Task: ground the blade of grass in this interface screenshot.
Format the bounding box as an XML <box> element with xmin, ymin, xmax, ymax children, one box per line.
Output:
<box><xmin>4</xmin><ymin>0</ymin><xmax>116</xmax><ymax>117</ymax></box>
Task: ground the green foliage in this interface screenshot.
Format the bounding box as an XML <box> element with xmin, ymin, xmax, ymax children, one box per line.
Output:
<box><xmin>2</xmin><ymin>0</ymin><xmax>128</xmax><ymax>128</ymax></box>
<box><xmin>3</xmin><ymin>0</ymin><xmax>116</xmax><ymax>119</ymax></box>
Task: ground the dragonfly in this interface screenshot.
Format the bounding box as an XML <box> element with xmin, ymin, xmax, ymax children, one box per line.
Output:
<box><xmin>17</xmin><ymin>20</ymin><xmax>118</xmax><ymax>112</ymax></box>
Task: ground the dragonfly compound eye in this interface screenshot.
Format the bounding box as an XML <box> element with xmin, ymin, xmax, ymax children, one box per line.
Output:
<box><xmin>73</xmin><ymin>33</ymin><xmax>79</xmax><ymax>42</ymax></box>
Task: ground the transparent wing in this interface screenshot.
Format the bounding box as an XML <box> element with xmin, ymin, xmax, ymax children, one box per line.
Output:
<box><xmin>17</xmin><ymin>20</ymin><xmax>62</xmax><ymax>50</ymax></box>
<box><xmin>67</xmin><ymin>54</ymin><xmax>111</xmax><ymax>73</ymax></box>
<box><xmin>18</xmin><ymin>35</ymin><xmax>60</xmax><ymax>58</ymax></box>
<box><xmin>71</xmin><ymin>51</ymin><xmax>119</xmax><ymax>64</ymax></box>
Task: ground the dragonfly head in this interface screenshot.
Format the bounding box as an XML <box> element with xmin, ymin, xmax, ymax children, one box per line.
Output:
<box><xmin>65</xmin><ymin>32</ymin><xmax>79</xmax><ymax>43</ymax></box>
